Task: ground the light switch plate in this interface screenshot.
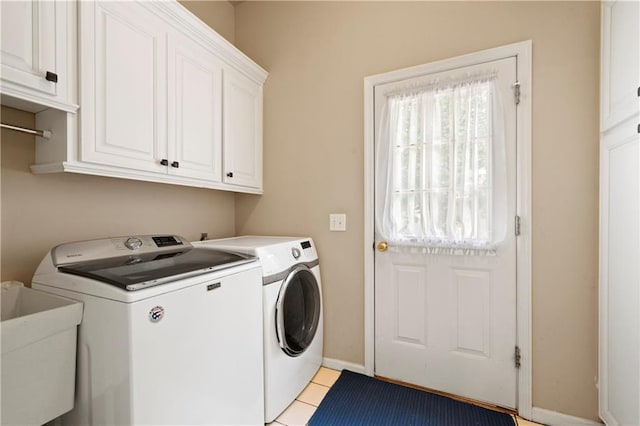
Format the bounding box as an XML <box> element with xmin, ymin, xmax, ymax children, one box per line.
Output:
<box><xmin>329</xmin><ymin>213</ymin><xmax>347</xmax><ymax>231</ymax></box>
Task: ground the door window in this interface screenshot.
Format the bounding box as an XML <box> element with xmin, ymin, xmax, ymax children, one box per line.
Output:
<box><xmin>376</xmin><ymin>74</ymin><xmax>508</xmax><ymax>254</ymax></box>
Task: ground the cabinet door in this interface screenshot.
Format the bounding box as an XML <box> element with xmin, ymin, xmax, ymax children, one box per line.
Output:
<box><xmin>79</xmin><ymin>1</ymin><xmax>167</xmax><ymax>173</ymax></box>
<box><xmin>167</xmin><ymin>33</ymin><xmax>222</xmax><ymax>182</ymax></box>
<box><xmin>1</xmin><ymin>1</ymin><xmax>58</xmax><ymax>97</ymax></box>
<box><xmin>223</xmin><ymin>69</ymin><xmax>263</xmax><ymax>190</ymax></box>
<box><xmin>599</xmin><ymin>123</ymin><xmax>640</xmax><ymax>426</ymax></box>
<box><xmin>601</xmin><ymin>0</ymin><xmax>640</xmax><ymax>131</ymax></box>
<box><xmin>599</xmin><ymin>2</ymin><xmax>640</xmax><ymax>423</ymax></box>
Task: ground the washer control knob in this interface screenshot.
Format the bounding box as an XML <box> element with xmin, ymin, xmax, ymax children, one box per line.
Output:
<box><xmin>292</xmin><ymin>247</ymin><xmax>301</xmax><ymax>259</ymax></box>
<box><xmin>125</xmin><ymin>237</ymin><xmax>143</xmax><ymax>250</ymax></box>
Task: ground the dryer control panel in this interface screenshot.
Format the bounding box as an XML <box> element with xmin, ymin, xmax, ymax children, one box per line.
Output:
<box><xmin>194</xmin><ymin>236</ymin><xmax>319</xmax><ymax>277</ymax></box>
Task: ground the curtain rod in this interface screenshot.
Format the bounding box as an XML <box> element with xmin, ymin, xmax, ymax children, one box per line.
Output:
<box><xmin>1</xmin><ymin>123</ymin><xmax>52</xmax><ymax>139</ymax></box>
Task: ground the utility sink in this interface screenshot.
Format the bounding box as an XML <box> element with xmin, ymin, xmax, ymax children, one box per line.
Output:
<box><xmin>1</xmin><ymin>282</ymin><xmax>83</xmax><ymax>426</ymax></box>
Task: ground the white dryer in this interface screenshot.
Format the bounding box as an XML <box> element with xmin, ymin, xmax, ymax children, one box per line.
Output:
<box><xmin>196</xmin><ymin>236</ymin><xmax>323</xmax><ymax>423</ymax></box>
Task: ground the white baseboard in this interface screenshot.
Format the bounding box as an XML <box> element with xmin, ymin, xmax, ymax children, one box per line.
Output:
<box><xmin>322</xmin><ymin>357</ymin><xmax>366</xmax><ymax>375</ymax></box>
<box><xmin>531</xmin><ymin>407</ymin><xmax>603</xmax><ymax>426</ymax></box>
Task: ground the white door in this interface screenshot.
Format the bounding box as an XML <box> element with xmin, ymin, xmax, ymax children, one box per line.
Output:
<box><xmin>79</xmin><ymin>1</ymin><xmax>168</xmax><ymax>173</ymax></box>
<box><xmin>222</xmin><ymin>69</ymin><xmax>263</xmax><ymax>189</ymax></box>
<box><xmin>168</xmin><ymin>32</ymin><xmax>223</xmax><ymax>182</ymax></box>
<box><xmin>0</xmin><ymin>0</ymin><xmax>58</xmax><ymax>96</ymax></box>
<box><xmin>374</xmin><ymin>57</ymin><xmax>518</xmax><ymax>409</ymax></box>
<box><xmin>600</xmin><ymin>0</ymin><xmax>640</xmax><ymax>132</ymax></box>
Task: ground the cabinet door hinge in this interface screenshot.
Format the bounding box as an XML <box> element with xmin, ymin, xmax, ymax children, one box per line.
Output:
<box><xmin>515</xmin><ymin>346</ymin><xmax>522</xmax><ymax>369</ymax></box>
<box><xmin>515</xmin><ymin>215</ymin><xmax>521</xmax><ymax>236</ymax></box>
<box><xmin>513</xmin><ymin>81</ymin><xmax>521</xmax><ymax>105</ymax></box>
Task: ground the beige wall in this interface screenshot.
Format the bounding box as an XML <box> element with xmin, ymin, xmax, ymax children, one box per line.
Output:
<box><xmin>1</xmin><ymin>2</ymin><xmax>238</xmax><ymax>285</ymax></box>
<box><xmin>234</xmin><ymin>1</ymin><xmax>600</xmax><ymax>421</ymax></box>
<box><xmin>179</xmin><ymin>0</ymin><xmax>236</xmax><ymax>44</ymax></box>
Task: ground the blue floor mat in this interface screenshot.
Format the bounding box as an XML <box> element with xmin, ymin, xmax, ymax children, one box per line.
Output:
<box><xmin>309</xmin><ymin>370</ymin><xmax>515</xmax><ymax>426</ymax></box>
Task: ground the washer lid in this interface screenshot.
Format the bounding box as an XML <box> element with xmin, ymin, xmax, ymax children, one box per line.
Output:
<box><xmin>58</xmin><ymin>247</ymin><xmax>254</xmax><ymax>291</ymax></box>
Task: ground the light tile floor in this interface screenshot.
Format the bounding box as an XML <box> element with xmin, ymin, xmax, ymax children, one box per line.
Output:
<box><xmin>514</xmin><ymin>419</ymin><xmax>544</xmax><ymax>426</ymax></box>
<box><xmin>269</xmin><ymin>367</ymin><xmax>544</xmax><ymax>426</ymax></box>
<box><xmin>269</xmin><ymin>367</ymin><xmax>339</xmax><ymax>426</ymax></box>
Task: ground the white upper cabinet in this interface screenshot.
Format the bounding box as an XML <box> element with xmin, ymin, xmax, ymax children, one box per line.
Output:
<box><xmin>79</xmin><ymin>1</ymin><xmax>168</xmax><ymax>174</ymax></box>
<box><xmin>223</xmin><ymin>68</ymin><xmax>263</xmax><ymax>189</ymax></box>
<box><xmin>0</xmin><ymin>0</ymin><xmax>76</xmax><ymax>112</ymax></box>
<box><xmin>168</xmin><ymin>31</ymin><xmax>223</xmax><ymax>182</ymax></box>
<box><xmin>29</xmin><ymin>1</ymin><xmax>267</xmax><ymax>194</ymax></box>
<box><xmin>600</xmin><ymin>0</ymin><xmax>640</xmax><ymax>132</ymax></box>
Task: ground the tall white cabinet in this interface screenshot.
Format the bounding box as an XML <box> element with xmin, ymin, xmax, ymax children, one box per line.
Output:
<box><xmin>599</xmin><ymin>1</ymin><xmax>640</xmax><ymax>425</ymax></box>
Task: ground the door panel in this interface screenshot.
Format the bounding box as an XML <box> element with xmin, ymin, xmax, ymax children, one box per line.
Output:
<box><xmin>451</xmin><ymin>268</ymin><xmax>491</xmax><ymax>357</ymax></box>
<box><xmin>394</xmin><ymin>264</ymin><xmax>427</xmax><ymax>345</ymax></box>
<box><xmin>0</xmin><ymin>0</ymin><xmax>57</xmax><ymax>95</ymax></box>
<box><xmin>601</xmin><ymin>1</ymin><xmax>640</xmax><ymax>131</ymax></box>
<box><xmin>168</xmin><ymin>32</ymin><xmax>222</xmax><ymax>181</ymax></box>
<box><xmin>104</xmin><ymin>15</ymin><xmax>155</xmax><ymax>154</ymax></box>
<box><xmin>223</xmin><ymin>69</ymin><xmax>262</xmax><ymax>189</ymax></box>
<box><xmin>374</xmin><ymin>56</ymin><xmax>517</xmax><ymax>409</ymax></box>
<box><xmin>81</xmin><ymin>1</ymin><xmax>167</xmax><ymax>172</ymax></box>
<box><xmin>600</xmin><ymin>130</ymin><xmax>640</xmax><ymax>425</ymax></box>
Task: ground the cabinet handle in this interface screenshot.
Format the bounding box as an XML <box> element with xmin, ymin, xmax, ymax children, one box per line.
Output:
<box><xmin>171</xmin><ymin>161</ymin><xmax>179</xmax><ymax>168</ymax></box>
<box><xmin>160</xmin><ymin>159</ymin><xmax>169</xmax><ymax>166</ymax></box>
<box><xmin>45</xmin><ymin>71</ymin><xmax>58</xmax><ymax>83</ymax></box>
<box><xmin>226</xmin><ymin>172</ymin><xmax>233</xmax><ymax>178</ymax></box>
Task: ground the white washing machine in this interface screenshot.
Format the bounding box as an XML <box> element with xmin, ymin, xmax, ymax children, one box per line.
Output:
<box><xmin>32</xmin><ymin>235</ymin><xmax>265</xmax><ymax>425</ymax></box>
<box><xmin>196</xmin><ymin>236</ymin><xmax>323</xmax><ymax>423</ymax></box>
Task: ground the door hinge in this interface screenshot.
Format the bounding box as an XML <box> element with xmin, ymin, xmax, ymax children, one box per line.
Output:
<box><xmin>513</xmin><ymin>81</ymin><xmax>521</xmax><ymax>105</ymax></box>
<box><xmin>515</xmin><ymin>215</ymin><xmax>521</xmax><ymax>236</ymax></box>
<box><xmin>515</xmin><ymin>346</ymin><xmax>521</xmax><ymax>369</ymax></box>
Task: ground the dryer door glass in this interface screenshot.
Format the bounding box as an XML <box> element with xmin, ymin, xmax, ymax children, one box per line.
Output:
<box><xmin>276</xmin><ymin>265</ymin><xmax>321</xmax><ymax>357</ymax></box>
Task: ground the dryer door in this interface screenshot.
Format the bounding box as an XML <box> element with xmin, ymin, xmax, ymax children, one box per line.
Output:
<box><xmin>275</xmin><ymin>264</ymin><xmax>321</xmax><ymax>357</ymax></box>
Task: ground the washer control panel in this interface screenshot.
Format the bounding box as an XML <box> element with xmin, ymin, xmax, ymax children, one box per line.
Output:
<box><xmin>52</xmin><ymin>235</ymin><xmax>188</xmax><ymax>266</ymax></box>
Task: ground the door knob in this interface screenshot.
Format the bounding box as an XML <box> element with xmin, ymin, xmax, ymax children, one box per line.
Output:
<box><xmin>377</xmin><ymin>241</ymin><xmax>388</xmax><ymax>252</ymax></box>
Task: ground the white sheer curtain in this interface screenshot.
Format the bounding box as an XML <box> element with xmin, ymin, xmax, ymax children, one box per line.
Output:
<box><xmin>375</xmin><ymin>74</ymin><xmax>507</xmax><ymax>255</ymax></box>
